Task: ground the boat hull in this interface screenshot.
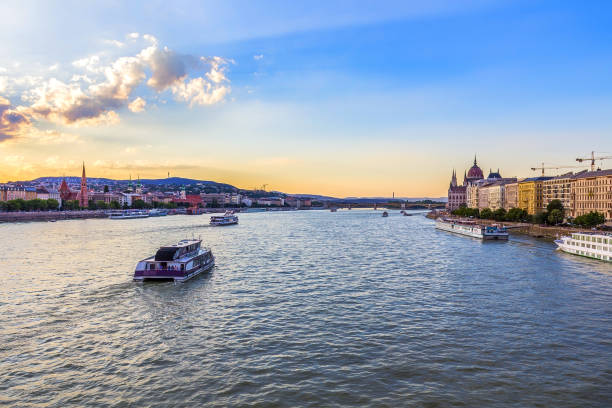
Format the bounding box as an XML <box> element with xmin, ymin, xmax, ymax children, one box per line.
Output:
<box><xmin>133</xmin><ymin>258</ymin><xmax>215</xmax><ymax>282</ymax></box>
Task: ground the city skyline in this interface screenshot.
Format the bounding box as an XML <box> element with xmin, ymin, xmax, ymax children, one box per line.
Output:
<box><xmin>1</xmin><ymin>1</ymin><xmax>611</xmax><ymax>196</ymax></box>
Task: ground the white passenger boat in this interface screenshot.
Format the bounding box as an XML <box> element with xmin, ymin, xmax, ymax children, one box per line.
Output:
<box><xmin>555</xmin><ymin>232</ymin><xmax>612</xmax><ymax>262</ymax></box>
<box><xmin>210</xmin><ymin>210</ymin><xmax>239</xmax><ymax>226</ymax></box>
<box><xmin>435</xmin><ymin>218</ymin><xmax>509</xmax><ymax>240</ymax></box>
<box><xmin>148</xmin><ymin>209</ymin><xmax>168</xmax><ymax>217</ymax></box>
<box><xmin>109</xmin><ymin>210</ymin><xmax>150</xmax><ymax>219</ymax></box>
<box><xmin>134</xmin><ymin>239</ymin><xmax>215</xmax><ymax>282</ymax></box>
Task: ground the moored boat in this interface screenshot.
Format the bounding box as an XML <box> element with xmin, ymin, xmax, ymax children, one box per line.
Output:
<box><xmin>109</xmin><ymin>210</ymin><xmax>149</xmax><ymax>219</ymax></box>
<box><xmin>148</xmin><ymin>209</ymin><xmax>168</xmax><ymax>217</ymax></box>
<box><xmin>210</xmin><ymin>210</ymin><xmax>239</xmax><ymax>226</ymax></box>
<box><xmin>555</xmin><ymin>232</ymin><xmax>612</xmax><ymax>262</ymax></box>
<box><xmin>134</xmin><ymin>239</ymin><xmax>215</xmax><ymax>282</ymax></box>
<box><xmin>435</xmin><ymin>218</ymin><xmax>508</xmax><ymax>240</ymax></box>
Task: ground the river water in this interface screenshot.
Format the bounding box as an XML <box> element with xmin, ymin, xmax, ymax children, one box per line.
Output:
<box><xmin>1</xmin><ymin>210</ymin><xmax>611</xmax><ymax>407</ymax></box>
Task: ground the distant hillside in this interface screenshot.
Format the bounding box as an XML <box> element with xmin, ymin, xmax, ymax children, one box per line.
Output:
<box><xmin>32</xmin><ymin>176</ymin><xmax>237</xmax><ymax>190</ymax></box>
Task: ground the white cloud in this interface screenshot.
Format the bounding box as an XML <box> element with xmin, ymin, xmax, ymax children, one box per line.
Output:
<box><xmin>1</xmin><ymin>34</ymin><xmax>232</xmax><ymax>142</ymax></box>
<box><xmin>49</xmin><ymin>63</ymin><xmax>59</xmax><ymax>71</ymax></box>
<box><xmin>128</xmin><ymin>97</ymin><xmax>146</xmax><ymax>113</ymax></box>
<box><xmin>254</xmin><ymin>54</ymin><xmax>264</xmax><ymax>60</ymax></box>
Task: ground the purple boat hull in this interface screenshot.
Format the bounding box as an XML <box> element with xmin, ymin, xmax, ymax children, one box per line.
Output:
<box><xmin>134</xmin><ymin>259</ymin><xmax>214</xmax><ymax>282</ymax></box>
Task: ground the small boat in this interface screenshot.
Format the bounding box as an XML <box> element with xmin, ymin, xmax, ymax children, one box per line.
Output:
<box><xmin>330</xmin><ymin>208</ymin><xmax>337</xmax><ymax>212</ymax></box>
<box><xmin>109</xmin><ymin>210</ymin><xmax>149</xmax><ymax>219</ymax></box>
<box><xmin>134</xmin><ymin>239</ymin><xmax>215</xmax><ymax>282</ymax></box>
<box><xmin>382</xmin><ymin>211</ymin><xmax>389</xmax><ymax>217</ymax></box>
<box><xmin>210</xmin><ymin>210</ymin><xmax>239</xmax><ymax>226</ymax></box>
<box><xmin>404</xmin><ymin>212</ymin><xmax>413</xmax><ymax>216</ymax></box>
<box><xmin>555</xmin><ymin>232</ymin><xmax>612</xmax><ymax>262</ymax></box>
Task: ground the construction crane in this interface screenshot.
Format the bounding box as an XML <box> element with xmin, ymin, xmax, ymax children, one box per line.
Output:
<box><xmin>576</xmin><ymin>151</ymin><xmax>612</xmax><ymax>171</ymax></box>
<box><xmin>530</xmin><ymin>163</ymin><xmax>588</xmax><ymax>176</ymax></box>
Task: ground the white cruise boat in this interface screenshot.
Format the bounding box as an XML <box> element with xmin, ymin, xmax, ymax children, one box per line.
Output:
<box><xmin>210</xmin><ymin>210</ymin><xmax>239</xmax><ymax>226</ymax></box>
<box><xmin>555</xmin><ymin>232</ymin><xmax>612</xmax><ymax>262</ymax></box>
<box><xmin>109</xmin><ymin>210</ymin><xmax>149</xmax><ymax>219</ymax></box>
<box><xmin>436</xmin><ymin>218</ymin><xmax>509</xmax><ymax>240</ymax></box>
<box><xmin>134</xmin><ymin>239</ymin><xmax>215</xmax><ymax>282</ymax></box>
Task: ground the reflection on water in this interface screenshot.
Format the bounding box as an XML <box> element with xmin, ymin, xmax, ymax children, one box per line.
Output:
<box><xmin>1</xmin><ymin>210</ymin><xmax>611</xmax><ymax>407</ymax></box>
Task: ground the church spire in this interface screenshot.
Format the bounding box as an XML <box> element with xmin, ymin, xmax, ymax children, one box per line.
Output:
<box><xmin>79</xmin><ymin>161</ymin><xmax>88</xmax><ymax>208</ymax></box>
<box><xmin>474</xmin><ymin>154</ymin><xmax>477</xmax><ymax>165</ymax></box>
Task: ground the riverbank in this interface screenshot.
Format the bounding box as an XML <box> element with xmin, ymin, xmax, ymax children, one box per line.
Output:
<box><xmin>426</xmin><ymin>210</ymin><xmax>598</xmax><ymax>240</ymax></box>
<box><xmin>0</xmin><ymin>210</ymin><xmax>108</xmax><ymax>223</ymax></box>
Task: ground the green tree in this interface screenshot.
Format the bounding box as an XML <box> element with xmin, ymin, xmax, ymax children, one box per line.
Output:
<box><xmin>132</xmin><ymin>199</ymin><xmax>146</xmax><ymax>209</ymax></box>
<box><xmin>96</xmin><ymin>200</ymin><xmax>108</xmax><ymax>210</ymax></box>
<box><xmin>505</xmin><ymin>207</ymin><xmax>528</xmax><ymax>222</ymax></box>
<box><xmin>547</xmin><ymin>199</ymin><xmax>564</xmax><ymax>213</ymax></box>
<box><xmin>104</xmin><ymin>185</ymin><xmax>110</xmax><ymax>193</ymax></box>
<box><xmin>548</xmin><ymin>209</ymin><xmax>564</xmax><ymax>225</ymax></box>
<box><xmin>493</xmin><ymin>208</ymin><xmax>507</xmax><ymax>221</ymax></box>
<box><xmin>534</xmin><ymin>211</ymin><xmax>549</xmax><ymax>225</ymax></box>
<box><xmin>480</xmin><ymin>208</ymin><xmax>493</xmax><ymax>219</ymax></box>
<box><xmin>574</xmin><ymin>211</ymin><xmax>605</xmax><ymax>228</ymax></box>
<box><xmin>46</xmin><ymin>199</ymin><xmax>59</xmax><ymax>210</ymax></box>
<box><xmin>88</xmin><ymin>200</ymin><xmax>98</xmax><ymax>210</ymax></box>
<box><xmin>110</xmin><ymin>201</ymin><xmax>120</xmax><ymax>209</ymax></box>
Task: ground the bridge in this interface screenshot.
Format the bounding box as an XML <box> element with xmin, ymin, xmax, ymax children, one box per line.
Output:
<box><xmin>324</xmin><ymin>201</ymin><xmax>446</xmax><ymax>210</ymax></box>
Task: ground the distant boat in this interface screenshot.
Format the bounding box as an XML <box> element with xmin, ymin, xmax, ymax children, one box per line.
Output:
<box><xmin>210</xmin><ymin>210</ymin><xmax>239</xmax><ymax>226</ymax></box>
<box><xmin>109</xmin><ymin>210</ymin><xmax>149</xmax><ymax>219</ymax></box>
<box><xmin>330</xmin><ymin>208</ymin><xmax>337</xmax><ymax>212</ymax></box>
<box><xmin>382</xmin><ymin>211</ymin><xmax>388</xmax><ymax>217</ymax></box>
<box><xmin>148</xmin><ymin>209</ymin><xmax>168</xmax><ymax>217</ymax></box>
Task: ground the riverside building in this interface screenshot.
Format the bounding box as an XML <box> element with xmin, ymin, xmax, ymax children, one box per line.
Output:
<box><xmin>518</xmin><ymin>177</ymin><xmax>552</xmax><ymax>215</ymax></box>
<box><xmin>570</xmin><ymin>169</ymin><xmax>612</xmax><ymax>222</ymax></box>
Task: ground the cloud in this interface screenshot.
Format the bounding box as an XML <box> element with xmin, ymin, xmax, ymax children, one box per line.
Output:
<box><xmin>0</xmin><ymin>96</ymin><xmax>31</xmax><ymax>141</ymax></box>
<box><xmin>254</xmin><ymin>54</ymin><xmax>264</xmax><ymax>60</ymax></box>
<box><xmin>128</xmin><ymin>97</ymin><xmax>146</xmax><ymax>113</ymax></box>
<box><xmin>0</xmin><ymin>34</ymin><xmax>232</xmax><ymax>143</ymax></box>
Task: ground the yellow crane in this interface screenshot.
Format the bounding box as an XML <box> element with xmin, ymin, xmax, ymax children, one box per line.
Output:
<box><xmin>530</xmin><ymin>163</ymin><xmax>588</xmax><ymax>176</ymax></box>
<box><xmin>576</xmin><ymin>151</ymin><xmax>612</xmax><ymax>171</ymax></box>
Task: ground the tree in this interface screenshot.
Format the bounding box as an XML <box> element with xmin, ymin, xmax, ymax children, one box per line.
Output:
<box><xmin>88</xmin><ymin>200</ymin><xmax>98</xmax><ymax>210</ymax></box>
<box><xmin>547</xmin><ymin>199</ymin><xmax>564</xmax><ymax>213</ymax></box>
<box><xmin>132</xmin><ymin>199</ymin><xmax>146</xmax><ymax>209</ymax></box>
<box><xmin>534</xmin><ymin>211</ymin><xmax>549</xmax><ymax>225</ymax></box>
<box><xmin>104</xmin><ymin>185</ymin><xmax>110</xmax><ymax>193</ymax></box>
<box><xmin>548</xmin><ymin>209</ymin><xmax>564</xmax><ymax>225</ymax></box>
<box><xmin>46</xmin><ymin>199</ymin><xmax>59</xmax><ymax>211</ymax></box>
<box><xmin>574</xmin><ymin>211</ymin><xmax>605</xmax><ymax>228</ymax></box>
<box><xmin>505</xmin><ymin>207</ymin><xmax>528</xmax><ymax>222</ymax></box>
<box><xmin>211</xmin><ymin>198</ymin><xmax>219</xmax><ymax>208</ymax></box>
<box><xmin>480</xmin><ymin>208</ymin><xmax>493</xmax><ymax>219</ymax></box>
<box><xmin>110</xmin><ymin>201</ymin><xmax>120</xmax><ymax>209</ymax></box>
<box><xmin>493</xmin><ymin>208</ymin><xmax>507</xmax><ymax>221</ymax></box>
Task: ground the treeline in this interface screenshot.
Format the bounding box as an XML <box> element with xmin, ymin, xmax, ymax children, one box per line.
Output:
<box><xmin>451</xmin><ymin>199</ymin><xmax>606</xmax><ymax>228</ymax></box>
<box><xmin>0</xmin><ymin>199</ymin><xmax>60</xmax><ymax>212</ymax></box>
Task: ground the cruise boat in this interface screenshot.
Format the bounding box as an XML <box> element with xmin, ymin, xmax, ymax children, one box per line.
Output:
<box><xmin>435</xmin><ymin>218</ymin><xmax>509</xmax><ymax>240</ymax></box>
<box><xmin>555</xmin><ymin>232</ymin><xmax>612</xmax><ymax>262</ymax></box>
<box><xmin>133</xmin><ymin>239</ymin><xmax>215</xmax><ymax>282</ymax></box>
<box><xmin>148</xmin><ymin>209</ymin><xmax>168</xmax><ymax>217</ymax></box>
<box><xmin>210</xmin><ymin>210</ymin><xmax>239</xmax><ymax>226</ymax></box>
<box><xmin>109</xmin><ymin>210</ymin><xmax>150</xmax><ymax>219</ymax></box>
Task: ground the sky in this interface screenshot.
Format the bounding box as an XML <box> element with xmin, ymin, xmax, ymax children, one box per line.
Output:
<box><xmin>1</xmin><ymin>0</ymin><xmax>611</xmax><ymax>197</ymax></box>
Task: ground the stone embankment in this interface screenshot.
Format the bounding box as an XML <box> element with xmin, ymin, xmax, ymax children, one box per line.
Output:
<box><xmin>426</xmin><ymin>210</ymin><xmax>596</xmax><ymax>240</ymax></box>
<box><xmin>0</xmin><ymin>210</ymin><xmax>108</xmax><ymax>223</ymax></box>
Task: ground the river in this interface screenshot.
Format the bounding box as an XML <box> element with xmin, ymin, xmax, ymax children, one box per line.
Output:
<box><xmin>1</xmin><ymin>210</ymin><xmax>611</xmax><ymax>407</ymax></box>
